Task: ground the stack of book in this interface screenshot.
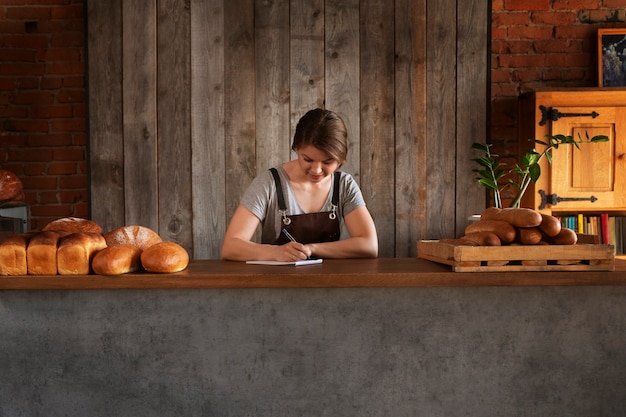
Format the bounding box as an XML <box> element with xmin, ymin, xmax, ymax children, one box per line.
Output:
<box><xmin>556</xmin><ymin>213</ymin><xmax>625</xmax><ymax>254</ymax></box>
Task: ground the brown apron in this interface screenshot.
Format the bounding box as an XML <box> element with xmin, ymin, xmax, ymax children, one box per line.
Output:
<box><xmin>270</xmin><ymin>168</ymin><xmax>341</xmax><ymax>245</ymax></box>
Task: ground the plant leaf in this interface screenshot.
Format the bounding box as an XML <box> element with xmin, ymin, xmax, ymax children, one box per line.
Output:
<box><xmin>521</xmin><ymin>151</ymin><xmax>539</xmax><ymax>167</ymax></box>
<box><xmin>545</xmin><ymin>150</ymin><xmax>552</xmax><ymax>164</ymax></box>
<box><xmin>591</xmin><ymin>135</ymin><xmax>609</xmax><ymax>142</ymax></box>
<box><xmin>471</xmin><ymin>143</ymin><xmax>489</xmax><ymax>152</ymax></box>
<box><xmin>528</xmin><ymin>163</ymin><xmax>541</xmax><ymax>182</ymax></box>
<box><xmin>478</xmin><ymin>178</ymin><xmax>498</xmax><ymax>190</ymax></box>
<box><xmin>474</xmin><ymin>156</ymin><xmax>499</xmax><ymax>167</ymax></box>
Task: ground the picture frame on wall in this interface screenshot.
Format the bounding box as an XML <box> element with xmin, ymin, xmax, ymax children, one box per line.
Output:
<box><xmin>598</xmin><ymin>28</ymin><xmax>626</xmax><ymax>87</ymax></box>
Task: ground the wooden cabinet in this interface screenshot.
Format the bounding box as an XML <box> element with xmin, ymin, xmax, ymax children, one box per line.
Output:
<box><xmin>519</xmin><ymin>88</ymin><xmax>626</xmax><ymax>215</ymax></box>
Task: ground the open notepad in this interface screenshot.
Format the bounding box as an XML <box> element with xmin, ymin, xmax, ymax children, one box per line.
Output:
<box><xmin>245</xmin><ymin>259</ymin><xmax>323</xmax><ymax>266</ymax></box>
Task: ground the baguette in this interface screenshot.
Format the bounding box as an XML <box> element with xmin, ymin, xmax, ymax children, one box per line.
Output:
<box><xmin>545</xmin><ymin>228</ymin><xmax>578</xmax><ymax>245</ymax></box>
<box><xmin>516</xmin><ymin>227</ymin><xmax>543</xmax><ymax>245</ymax></box>
<box><xmin>538</xmin><ymin>213</ymin><xmax>562</xmax><ymax>237</ymax></box>
<box><xmin>480</xmin><ymin>207</ymin><xmax>542</xmax><ymax>228</ymax></box>
<box><xmin>91</xmin><ymin>244</ymin><xmax>143</xmax><ymax>275</ymax></box>
<box><xmin>461</xmin><ymin>231</ymin><xmax>501</xmax><ymax>246</ymax></box>
<box><xmin>141</xmin><ymin>241</ymin><xmax>189</xmax><ymax>273</ymax></box>
<box><xmin>57</xmin><ymin>232</ymin><xmax>107</xmax><ymax>275</ymax></box>
<box><xmin>26</xmin><ymin>231</ymin><xmax>61</xmax><ymax>275</ymax></box>
<box><xmin>465</xmin><ymin>219</ymin><xmax>516</xmax><ymax>243</ymax></box>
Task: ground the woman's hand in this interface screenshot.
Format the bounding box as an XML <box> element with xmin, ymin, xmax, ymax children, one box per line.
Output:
<box><xmin>222</xmin><ymin>205</ymin><xmax>315</xmax><ymax>261</ymax></box>
<box><xmin>274</xmin><ymin>242</ymin><xmax>311</xmax><ymax>262</ymax></box>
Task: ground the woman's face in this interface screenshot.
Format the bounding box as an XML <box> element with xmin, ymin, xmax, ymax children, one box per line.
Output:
<box><xmin>296</xmin><ymin>145</ymin><xmax>340</xmax><ymax>183</ymax></box>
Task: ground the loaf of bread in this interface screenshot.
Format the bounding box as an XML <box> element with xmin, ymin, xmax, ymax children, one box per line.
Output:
<box><xmin>465</xmin><ymin>219</ymin><xmax>516</xmax><ymax>243</ymax></box>
<box><xmin>538</xmin><ymin>213</ymin><xmax>562</xmax><ymax>237</ymax></box>
<box><xmin>26</xmin><ymin>231</ymin><xmax>61</xmax><ymax>275</ymax></box>
<box><xmin>0</xmin><ymin>233</ymin><xmax>34</xmax><ymax>275</ymax></box>
<box><xmin>545</xmin><ymin>227</ymin><xmax>578</xmax><ymax>245</ymax></box>
<box><xmin>0</xmin><ymin>169</ymin><xmax>24</xmax><ymax>203</ymax></box>
<box><xmin>140</xmin><ymin>241</ymin><xmax>189</xmax><ymax>273</ymax></box>
<box><xmin>461</xmin><ymin>231</ymin><xmax>501</xmax><ymax>246</ymax></box>
<box><xmin>480</xmin><ymin>207</ymin><xmax>542</xmax><ymax>228</ymax></box>
<box><xmin>57</xmin><ymin>232</ymin><xmax>107</xmax><ymax>275</ymax></box>
<box><xmin>516</xmin><ymin>227</ymin><xmax>543</xmax><ymax>245</ymax></box>
<box><xmin>91</xmin><ymin>244</ymin><xmax>143</xmax><ymax>275</ymax></box>
<box><xmin>43</xmin><ymin>217</ymin><xmax>103</xmax><ymax>236</ymax></box>
<box><xmin>104</xmin><ymin>225</ymin><xmax>162</xmax><ymax>250</ymax></box>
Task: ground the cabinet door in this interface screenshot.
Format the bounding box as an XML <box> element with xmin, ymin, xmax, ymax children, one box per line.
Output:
<box><xmin>549</xmin><ymin>106</ymin><xmax>626</xmax><ymax>211</ymax></box>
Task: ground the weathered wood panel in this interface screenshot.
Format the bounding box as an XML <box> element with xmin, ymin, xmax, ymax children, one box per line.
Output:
<box><xmin>86</xmin><ymin>1</ymin><xmax>124</xmax><ymax>232</ymax></box>
<box><xmin>87</xmin><ymin>0</ymin><xmax>489</xmax><ymax>259</ymax></box>
<box><xmin>157</xmin><ymin>0</ymin><xmax>193</xmax><ymax>247</ymax></box>
<box><xmin>121</xmin><ymin>1</ymin><xmax>159</xmax><ymax>230</ymax></box>
<box><xmin>395</xmin><ymin>0</ymin><xmax>427</xmax><ymax>256</ymax></box>
<box><xmin>190</xmin><ymin>0</ymin><xmax>225</xmax><ymax>259</ymax></box>
<box><xmin>456</xmin><ymin>0</ymin><xmax>490</xmax><ymax>233</ymax></box>
<box><xmin>360</xmin><ymin>0</ymin><xmax>396</xmax><ymax>257</ymax></box>
<box><xmin>290</xmin><ymin>0</ymin><xmax>325</xmax><ymax>135</ymax></box>
<box><xmin>325</xmin><ymin>0</ymin><xmax>360</xmax><ymax>179</ymax></box>
<box><xmin>426</xmin><ymin>0</ymin><xmax>457</xmax><ymax>240</ymax></box>
<box><xmin>224</xmin><ymin>0</ymin><xmax>256</xmax><ymax>224</ymax></box>
<box><xmin>255</xmin><ymin>0</ymin><xmax>290</xmax><ymax>170</ymax></box>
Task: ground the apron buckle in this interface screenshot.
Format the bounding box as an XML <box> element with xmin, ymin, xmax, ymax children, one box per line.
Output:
<box><xmin>329</xmin><ymin>204</ymin><xmax>337</xmax><ymax>220</ymax></box>
<box><xmin>280</xmin><ymin>209</ymin><xmax>292</xmax><ymax>225</ymax></box>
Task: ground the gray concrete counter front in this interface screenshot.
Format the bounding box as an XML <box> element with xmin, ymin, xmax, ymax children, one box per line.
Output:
<box><xmin>1</xmin><ymin>259</ymin><xmax>625</xmax><ymax>416</ymax></box>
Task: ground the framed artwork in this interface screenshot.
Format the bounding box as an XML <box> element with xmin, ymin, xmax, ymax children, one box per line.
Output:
<box><xmin>598</xmin><ymin>28</ymin><xmax>626</xmax><ymax>87</ymax></box>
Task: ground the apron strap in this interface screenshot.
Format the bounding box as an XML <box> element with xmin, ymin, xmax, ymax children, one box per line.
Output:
<box><xmin>331</xmin><ymin>171</ymin><xmax>340</xmax><ymax>205</ymax></box>
<box><xmin>269</xmin><ymin>168</ymin><xmax>287</xmax><ymax>211</ymax></box>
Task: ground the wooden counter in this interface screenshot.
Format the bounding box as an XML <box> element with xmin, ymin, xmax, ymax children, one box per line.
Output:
<box><xmin>1</xmin><ymin>258</ymin><xmax>625</xmax><ymax>290</ymax></box>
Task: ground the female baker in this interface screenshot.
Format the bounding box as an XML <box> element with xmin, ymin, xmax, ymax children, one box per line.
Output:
<box><xmin>221</xmin><ymin>108</ymin><xmax>378</xmax><ymax>261</ymax></box>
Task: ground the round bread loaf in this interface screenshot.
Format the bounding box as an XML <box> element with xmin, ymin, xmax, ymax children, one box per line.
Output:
<box><xmin>104</xmin><ymin>225</ymin><xmax>162</xmax><ymax>250</ymax></box>
<box><xmin>140</xmin><ymin>241</ymin><xmax>189</xmax><ymax>273</ymax></box>
<box><xmin>0</xmin><ymin>169</ymin><xmax>24</xmax><ymax>203</ymax></box>
<box><xmin>43</xmin><ymin>217</ymin><xmax>103</xmax><ymax>235</ymax></box>
<box><xmin>92</xmin><ymin>244</ymin><xmax>143</xmax><ymax>275</ymax></box>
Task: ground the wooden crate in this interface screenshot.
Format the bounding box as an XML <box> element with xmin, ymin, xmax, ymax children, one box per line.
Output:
<box><xmin>417</xmin><ymin>240</ymin><xmax>615</xmax><ymax>272</ymax></box>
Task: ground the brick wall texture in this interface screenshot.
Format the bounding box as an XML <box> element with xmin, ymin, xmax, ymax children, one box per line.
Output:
<box><xmin>0</xmin><ymin>0</ymin><xmax>86</xmax><ymax>230</ymax></box>
<box><xmin>0</xmin><ymin>1</ymin><xmax>624</xmax><ymax>229</ymax></box>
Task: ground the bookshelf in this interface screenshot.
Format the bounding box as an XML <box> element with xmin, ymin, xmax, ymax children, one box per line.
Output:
<box><xmin>555</xmin><ymin>212</ymin><xmax>625</xmax><ymax>255</ymax></box>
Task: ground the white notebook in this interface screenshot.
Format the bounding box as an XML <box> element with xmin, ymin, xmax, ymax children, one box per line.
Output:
<box><xmin>245</xmin><ymin>259</ymin><xmax>323</xmax><ymax>266</ymax></box>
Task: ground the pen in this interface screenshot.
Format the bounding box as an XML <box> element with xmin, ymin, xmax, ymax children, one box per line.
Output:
<box><xmin>282</xmin><ymin>228</ymin><xmax>311</xmax><ymax>259</ymax></box>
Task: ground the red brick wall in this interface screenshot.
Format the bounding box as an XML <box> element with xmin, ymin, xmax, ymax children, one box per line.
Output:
<box><xmin>0</xmin><ymin>0</ymin><xmax>86</xmax><ymax>231</ymax></box>
<box><xmin>491</xmin><ymin>0</ymin><xmax>625</xmax><ymax>160</ymax></box>
<box><xmin>0</xmin><ymin>1</ymin><xmax>623</xmax><ymax>230</ymax></box>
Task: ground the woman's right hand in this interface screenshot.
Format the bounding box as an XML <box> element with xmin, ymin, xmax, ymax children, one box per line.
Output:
<box><xmin>274</xmin><ymin>242</ymin><xmax>311</xmax><ymax>262</ymax></box>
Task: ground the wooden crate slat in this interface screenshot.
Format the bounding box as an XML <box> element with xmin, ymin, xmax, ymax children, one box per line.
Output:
<box><xmin>417</xmin><ymin>240</ymin><xmax>615</xmax><ymax>272</ymax></box>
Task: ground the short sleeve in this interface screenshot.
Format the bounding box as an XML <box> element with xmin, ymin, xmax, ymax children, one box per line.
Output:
<box><xmin>339</xmin><ymin>172</ymin><xmax>366</xmax><ymax>216</ymax></box>
<box><xmin>239</xmin><ymin>170</ymin><xmax>275</xmax><ymax>221</ymax></box>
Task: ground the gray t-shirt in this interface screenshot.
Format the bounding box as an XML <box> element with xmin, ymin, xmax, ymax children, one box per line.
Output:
<box><xmin>240</xmin><ymin>165</ymin><xmax>366</xmax><ymax>243</ymax></box>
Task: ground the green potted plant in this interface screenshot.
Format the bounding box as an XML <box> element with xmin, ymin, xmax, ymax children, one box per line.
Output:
<box><xmin>471</xmin><ymin>133</ymin><xmax>609</xmax><ymax>209</ymax></box>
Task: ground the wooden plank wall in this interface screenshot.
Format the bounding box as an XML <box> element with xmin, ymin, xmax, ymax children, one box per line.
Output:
<box><xmin>87</xmin><ymin>0</ymin><xmax>488</xmax><ymax>259</ymax></box>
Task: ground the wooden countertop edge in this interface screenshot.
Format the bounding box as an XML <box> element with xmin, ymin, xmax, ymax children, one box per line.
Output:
<box><xmin>0</xmin><ymin>258</ymin><xmax>625</xmax><ymax>290</ymax></box>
